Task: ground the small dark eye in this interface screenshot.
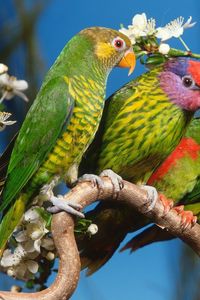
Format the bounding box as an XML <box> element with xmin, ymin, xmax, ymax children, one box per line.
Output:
<box><xmin>115</xmin><ymin>40</ymin><xmax>123</xmax><ymax>48</ymax></box>
<box><xmin>182</xmin><ymin>76</ymin><xmax>194</xmax><ymax>88</ymax></box>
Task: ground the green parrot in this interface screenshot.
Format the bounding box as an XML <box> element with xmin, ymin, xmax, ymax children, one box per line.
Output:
<box><xmin>0</xmin><ymin>27</ymin><xmax>135</xmax><ymax>256</ymax></box>
<box><xmin>78</xmin><ymin>57</ymin><xmax>200</xmax><ymax>275</ymax></box>
<box><xmin>119</xmin><ymin>117</ymin><xmax>200</xmax><ymax>253</ymax></box>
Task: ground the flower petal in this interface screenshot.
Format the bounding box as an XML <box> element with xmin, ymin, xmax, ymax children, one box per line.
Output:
<box><xmin>4</xmin><ymin>92</ymin><xmax>15</xmax><ymax>100</ymax></box>
<box><xmin>0</xmin><ymin>73</ymin><xmax>9</xmax><ymax>85</ymax></box>
<box><xmin>2</xmin><ymin>120</ymin><xmax>16</xmax><ymax>126</ymax></box>
<box><xmin>23</xmin><ymin>240</ymin><xmax>36</xmax><ymax>253</ymax></box>
<box><xmin>16</xmin><ymin>262</ymin><xmax>27</xmax><ymax>278</ymax></box>
<box><xmin>15</xmin><ymin>231</ymin><xmax>28</xmax><ymax>242</ymax></box>
<box><xmin>0</xmin><ymin>249</ymin><xmax>13</xmax><ymax>267</ymax></box>
<box><xmin>14</xmin><ymin>90</ymin><xmax>29</xmax><ymax>102</ymax></box>
<box><xmin>34</xmin><ymin>239</ymin><xmax>42</xmax><ymax>253</ymax></box>
<box><xmin>183</xmin><ymin>16</ymin><xmax>196</xmax><ymax>28</ymax></box>
<box><xmin>132</xmin><ymin>13</ymin><xmax>147</xmax><ymax>29</ymax></box>
<box><xmin>24</xmin><ymin>208</ymin><xmax>40</xmax><ymax>222</ymax></box>
<box><xmin>0</xmin><ymin>64</ymin><xmax>8</xmax><ymax>74</ymax></box>
<box><xmin>41</xmin><ymin>237</ymin><xmax>55</xmax><ymax>250</ymax></box>
<box><xmin>30</xmin><ymin>229</ymin><xmax>43</xmax><ymax>240</ymax></box>
<box><xmin>119</xmin><ymin>28</ymin><xmax>136</xmax><ymax>44</ymax></box>
<box><xmin>156</xmin><ymin>27</ymin><xmax>172</xmax><ymax>41</ymax></box>
<box><xmin>26</xmin><ymin>260</ymin><xmax>39</xmax><ymax>274</ymax></box>
<box><xmin>12</xmin><ymin>79</ymin><xmax>28</xmax><ymax>91</ymax></box>
<box><xmin>26</xmin><ymin>251</ymin><xmax>39</xmax><ymax>260</ymax></box>
<box><xmin>172</xmin><ymin>27</ymin><xmax>184</xmax><ymax>38</ymax></box>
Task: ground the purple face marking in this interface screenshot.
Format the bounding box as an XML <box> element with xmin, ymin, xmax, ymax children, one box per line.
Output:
<box><xmin>159</xmin><ymin>58</ymin><xmax>200</xmax><ymax>111</ymax></box>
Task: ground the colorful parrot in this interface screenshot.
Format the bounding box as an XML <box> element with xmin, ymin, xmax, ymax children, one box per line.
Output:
<box><xmin>78</xmin><ymin>57</ymin><xmax>200</xmax><ymax>275</ymax></box>
<box><xmin>0</xmin><ymin>27</ymin><xmax>135</xmax><ymax>256</ymax></box>
<box><xmin>120</xmin><ymin>117</ymin><xmax>200</xmax><ymax>253</ymax></box>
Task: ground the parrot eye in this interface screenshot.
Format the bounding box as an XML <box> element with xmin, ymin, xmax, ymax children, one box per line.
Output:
<box><xmin>182</xmin><ymin>75</ymin><xmax>195</xmax><ymax>88</ymax></box>
<box><xmin>112</xmin><ymin>37</ymin><xmax>126</xmax><ymax>51</ymax></box>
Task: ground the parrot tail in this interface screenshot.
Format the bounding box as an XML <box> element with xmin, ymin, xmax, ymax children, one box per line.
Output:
<box><xmin>120</xmin><ymin>225</ymin><xmax>175</xmax><ymax>253</ymax></box>
<box><xmin>77</xmin><ymin>202</ymin><xmax>131</xmax><ymax>276</ymax></box>
<box><xmin>77</xmin><ymin>202</ymin><xmax>151</xmax><ymax>275</ymax></box>
<box><xmin>79</xmin><ymin>230</ymin><xmax>127</xmax><ymax>276</ymax></box>
<box><xmin>0</xmin><ymin>194</ymin><xmax>26</xmax><ymax>257</ymax></box>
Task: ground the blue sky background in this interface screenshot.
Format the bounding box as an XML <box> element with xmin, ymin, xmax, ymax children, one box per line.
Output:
<box><xmin>0</xmin><ymin>0</ymin><xmax>200</xmax><ymax>299</ymax></box>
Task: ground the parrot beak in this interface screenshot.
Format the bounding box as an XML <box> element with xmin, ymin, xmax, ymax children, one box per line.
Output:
<box><xmin>118</xmin><ymin>48</ymin><xmax>136</xmax><ymax>76</ymax></box>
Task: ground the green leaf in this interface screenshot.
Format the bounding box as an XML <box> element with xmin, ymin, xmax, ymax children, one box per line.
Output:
<box><xmin>74</xmin><ymin>218</ymin><xmax>92</xmax><ymax>234</ymax></box>
<box><xmin>145</xmin><ymin>54</ymin><xmax>167</xmax><ymax>66</ymax></box>
<box><xmin>35</xmin><ymin>207</ymin><xmax>52</xmax><ymax>229</ymax></box>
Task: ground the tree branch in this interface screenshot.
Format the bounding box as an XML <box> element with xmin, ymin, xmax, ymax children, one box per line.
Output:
<box><xmin>0</xmin><ymin>178</ymin><xmax>200</xmax><ymax>299</ymax></box>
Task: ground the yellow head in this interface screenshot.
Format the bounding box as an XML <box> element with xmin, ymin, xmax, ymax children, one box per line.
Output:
<box><xmin>80</xmin><ymin>27</ymin><xmax>136</xmax><ymax>75</ymax></box>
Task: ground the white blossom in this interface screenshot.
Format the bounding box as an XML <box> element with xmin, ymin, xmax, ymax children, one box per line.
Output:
<box><xmin>87</xmin><ymin>223</ymin><xmax>98</xmax><ymax>235</ymax></box>
<box><xmin>0</xmin><ymin>244</ymin><xmax>38</xmax><ymax>278</ymax></box>
<box><xmin>15</xmin><ymin>208</ymin><xmax>49</xmax><ymax>253</ymax></box>
<box><xmin>119</xmin><ymin>13</ymin><xmax>156</xmax><ymax>44</ymax></box>
<box><xmin>156</xmin><ymin>16</ymin><xmax>196</xmax><ymax>41</ymax></box>
<box><xmin>158</xmin><ymin>43</ymin><xmax>170</xmax><ymax>55</ymax></box>
<box><xmin>0</xmin><ymin>73</ymin><xmax>28</xmax><ymax>103</ymax></box>
<box><xmin>0</xmin><ymin>112</ymin><xmax>16</xmax><ymax>131</ymax></box>
<box><xmin>24</xmin><ymin>207</ymin><xmax>40</xmax><ymax>222</ymax></box>
<box><xmin>0</xmin><ymin>207</ymin><xmax>56</xmax><ymax>280</ymax></box>
<box><xmin>119</xmin><ymin>27</ymin><xmax>136</xmax><ymax>45</ymax></box>
<box><xmin>1</xmin><ymin>245</ymin><xmax>26</xmax><ymax>267</ymax></box>
<box><xmin>7</xmin><ymin>259</ymin><xmax>39</xmax><ymax>280</ymax></box>
<box><xmin>0</xmin><ymin>64</ymin><xmax>8</xmax><ymax>74</ymax></box>
<box><xmin>145</xmin><ymin>18</ymin><xmax>156</xmax><ymax>35</ymax></box>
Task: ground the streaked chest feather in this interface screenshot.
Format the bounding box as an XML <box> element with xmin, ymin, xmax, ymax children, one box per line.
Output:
<box><xmin>97</xmin><ymin>82</ymin><xmax>191</xmax><ymax>182</ymax></box>
<box><xmin>41</xmin><ymin>75</ymin><xmax>105</xmax><ymax>174</ymax></box>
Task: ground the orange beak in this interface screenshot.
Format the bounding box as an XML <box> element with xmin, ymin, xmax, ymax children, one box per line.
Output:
<box><xmin>118</xmin><ymin>48</ymin><xmax>136</xmax><ymax>76</ymax></box>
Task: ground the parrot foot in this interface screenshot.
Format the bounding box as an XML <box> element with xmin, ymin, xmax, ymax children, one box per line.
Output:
<box><xmin>78</xmin><ymin>174</ymin><xmax>105</xmax><ymax>191</ymax></box>
<box><xmin>140</xmin><ymin>185</ymin><xmax>158</xmax><ymax>212</ymax></box>
<box><xmin>99</xmin><ymin>169</ymin><xmax>124</xmax><ymax>197</ymax></box>
<box><xmin>159</xmin><ymin>193</ymin><xmax>174</xmax><ymax>215</ymax></box>
<box><xmin>78</xmin><ymin>170</ymin><xmax>123</xmax><ymax>198</ymax></box>
<box><xmin>46</xmin><ymin>195</ymin><xmax>85</xmax><ymax>218</ymax></box>
<box><xmin>173</xmin><ymin>205</ymin><xmax>197</xmax><ymax>230</ymax></box>
<box><xmin>40</xmin><ymin>178</ymin><xmax>84</xmax><ymax>218</ymax></box>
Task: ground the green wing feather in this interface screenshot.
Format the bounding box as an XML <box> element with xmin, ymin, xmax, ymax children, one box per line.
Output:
<box><xmin>0</xmin><ymin>135</ymin><xmax>17</xmax><ymax>196</ymax></box>
<box><xmin>0</xmin><ymin>76</ymin><xmax>74</xmax><ymax>212</ymax></box>
<box><xmin>181</xmin><ymin>178</ymin><xmax>200</xmax><ymax>205</ymax></box>
<box><xmin>180</xmin><ymin>118</ymin><xmax>200</xmax><ymax>204</ymax></box>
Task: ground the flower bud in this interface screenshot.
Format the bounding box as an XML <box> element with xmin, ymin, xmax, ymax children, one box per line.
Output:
<box><xmin>87</xmin><ymin>224</ymin><xmax>98</xmax><ymax>235</ymax></box>
<box><xmin>158</xmin><ymin>43</ymin><xmax>170</xmax><ymax>55</ymax></box>
<box><xmin>46</xmin><ymin>252</ymin><xmax>55</xmax><ymax>261</ymax></box>
<box><xmin>7</xmin><ymin>268</ymin><xmax>15</xmax><ymax>277</ymax></box>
